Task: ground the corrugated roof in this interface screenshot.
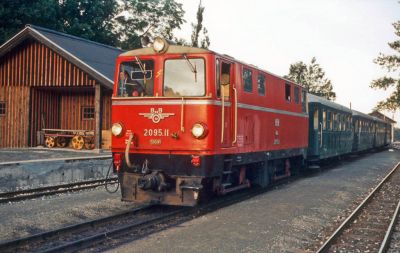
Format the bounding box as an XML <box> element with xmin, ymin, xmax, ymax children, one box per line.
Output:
<box><xmin>0</xmin><ymin>25</ymin><xmax>124</xmax><ymax>89</ymax></box>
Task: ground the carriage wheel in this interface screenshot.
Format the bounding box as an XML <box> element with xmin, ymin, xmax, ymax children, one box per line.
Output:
<box><xmin>56</xmin><ymin>137</ymin><xmax>67</xmax><ymax>148</ymax></box>
<box><xmin>71</xmin><ymin>135</ymin><xmax>85</xmax><ymax>150</ymax></box>
<box><xmin>84</xmin><ymin>137</ymin><xmax>95</xmax><ymax>150</ymax></box>
<box><xmin>45</xmin><ymin>137</ymin><xmax>55</xmax><ymax>148</ymax></box>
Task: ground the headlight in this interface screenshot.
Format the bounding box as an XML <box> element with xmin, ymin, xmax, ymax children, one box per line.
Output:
<box><xmin>111</xmin><ymin>123</ymin><xmax>123</xmax><ymax>137</ymax></box>
<box><xmin>153</xmin><ymin>37</ymin><xmax>168</xmax><ymax>53</ymax></box>
<box><xmin>191</xmin><ymin>123</ymin><xmax>208</xmax><ymax>139</ymax></box>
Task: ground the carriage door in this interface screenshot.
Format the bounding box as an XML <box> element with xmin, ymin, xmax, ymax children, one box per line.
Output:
<box><xmin>217</xmin><ymin>60</ymin><xmax>234</xmax><ymax>147</ymax></box>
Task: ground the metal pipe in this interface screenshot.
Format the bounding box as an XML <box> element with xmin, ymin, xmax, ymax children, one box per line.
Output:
<box><xmin>125</xmin><ymin>133</ymin><xmax>135</xmax><ymax>168</ymax></box>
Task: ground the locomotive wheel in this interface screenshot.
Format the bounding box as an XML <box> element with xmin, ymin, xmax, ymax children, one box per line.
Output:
<box><xmin>84</xmin><ymin>137</ymin><xmax>95</xmax><ymax>150</ymax></box>
<box><xmin>56</xmin><ymin>137</ymin><xmax>67</xmax><ymax>148</ymax></box>
<box><xmin>45</xmin><ymin>137</ymin><xmax>55</xmax><ymax>148</ymax></box>
<box><xmin>71</xmin><ymin>135</ymin><xmax>85</xmax><ymax>150</ymax></box>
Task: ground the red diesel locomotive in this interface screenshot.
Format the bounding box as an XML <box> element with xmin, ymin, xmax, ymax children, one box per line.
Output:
<box><xmin>111</xmin><ymin>38</ymin><xmax>308</xmax><ymax>206</ymax></box>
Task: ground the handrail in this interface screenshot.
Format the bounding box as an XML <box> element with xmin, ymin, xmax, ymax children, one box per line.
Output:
<box><xmin>221</xmin><ymin>85</ymin><xmax>225</xmax><ymax>143</ymax></box>
<box><xmin>232</xmin><ymin>87</ymin><xmax>238</xmax><ymax>144</ymax></box>
<box><xmin>180</xmin><ymin>97</ymin><xmax>185</xmax><ymax>132</ymax></box>
<box><xmin>320</xmin><ymin>122</ymin><xmax>323</xmax><ymax>148</ymax></box>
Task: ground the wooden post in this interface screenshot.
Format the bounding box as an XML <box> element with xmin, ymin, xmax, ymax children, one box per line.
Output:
<box><xmin>95</xmin><ymin>83</ymin><xmax>102</xmax><ymax>150</ymax></box>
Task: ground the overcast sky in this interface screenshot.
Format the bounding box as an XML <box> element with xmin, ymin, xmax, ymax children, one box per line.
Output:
<box><xmin>176</xmin><ymin>0</ymin><xmax>399</xmax><ymax>122</ymax></box>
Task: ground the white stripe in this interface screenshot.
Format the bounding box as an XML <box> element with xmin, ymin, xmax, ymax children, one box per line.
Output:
<box><xmin>112</xmin><ymin>99</ymin><xmax>224</xmax><ymax>106</ymax></box>
<box><xmin>237</xmin><ymin>103</ymin><xmax>308</xmax><ymax>118</ymax></box>
<box><xmin>112</xmin><ymin>99</ymin><xmax>308</xmax><ymax>118</ymax></box>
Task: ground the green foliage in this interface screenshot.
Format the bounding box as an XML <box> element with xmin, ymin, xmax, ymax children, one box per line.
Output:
<box><xmin>0</xmin><ymin>0</ymin><xmax>185</xmax><ymax>50</ymax></box>
<box><xmin>59</xmin><ymin>0</ymin><xmax>119</xmax><ymax>46</ymax></box>
<box><xmin>371</xmin><ymin>20</ymin><xmax>400</xmax><ymax>111</ymax></box>
<box><xmin>0</xmin><ymin>0</ymin><xmax>61</xmax><ymax>43</ymax></box>
<box><xmin>190</xmin><ymin>0</ymin><xmax>210</xmax><ymax>49</ymax></box>
<box><xmin>284</xmin><ymin>57</ymin><xmax>336</xmax><ymax>101</ymax></box>
<box><xmin>116</xmin><ymin>0</ymin><xmax>185</xmax><ymax>49</ymax></box>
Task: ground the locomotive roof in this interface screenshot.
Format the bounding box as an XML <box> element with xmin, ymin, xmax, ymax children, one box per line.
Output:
<box><xmin>121</xmin><ymin>44</ymin><xmax>302</xmax><ymax>88</ymax></box>
<box><xmin>308</xmin><ymin>94</ymin><xmax>352</xmax><ymax>114</ymax></box>
<box><xmin>121</xmin><ymin>45</ymin><xmax>211</xmax><ymax>57</ymax></box>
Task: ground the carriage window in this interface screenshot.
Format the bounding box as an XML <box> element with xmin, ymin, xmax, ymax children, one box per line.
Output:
<box><xmin>0</xmin><ymin>102</ymin><xmax>5</xmax><ymax>116</ymax></box>
<box><xmin>164</xmin><ymin>58</ymin><xmax>205</xmax><ymax>97</ymax></box>
<box><xmin>313</xmin><ymin>109</ymin><xmax>319</xmax><ymax>130</ymax></box>
<box><xmin>294</xmin><ymin>87</ymin><xmax>299</xmax><ymax>104</ymax></box>
<box><xmin>82</xmin><ymin>106</ymin><xmax>95</xmax><ymax>120</ymax></box>
<box><xmin>343</xmin><ymin>115</ymin><xmax>346</xmax><ymax>131</ymax></box>
<box><xmin>322</xmin><ymin>110</ymin><xmax>327</xmax><ymax>130</ymax></box>
<box><xmin>243</xmin><ymin>68</ymin><xmax>252</xmax><ymax>92</ymax></box>
<box><xmin>257</xmin><ymin>74</ymin><xmax>265</xmax><ymax>95</ymax></box>
<box><xmin>329</xmin><ymin>112</ymin><xmax>333</xmax><ymax>130</ymax></box>
<box><xmin>285</xmin><ymin>83</ymin><xmax>291</xmax><ymax>102</ymax></box>
<box><xmin>118</xmin><ymin>59</ymin><xmax>154</xmax><ymax>97</ymax></box>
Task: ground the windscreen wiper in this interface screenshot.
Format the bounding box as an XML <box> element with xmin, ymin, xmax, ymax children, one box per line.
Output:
<box><xmin>182</xmin><ymin>54</ymin><xmax>197</xmax><ymax>82</ymax></box>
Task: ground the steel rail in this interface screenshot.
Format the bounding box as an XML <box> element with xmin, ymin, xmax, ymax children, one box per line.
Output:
<box><xmin>0</xmin><ymin>177</ymin><xmax>290</xmax><ymax>253</ymax></box>
<box><xmin>378</xmin><ymin>199</ymin><xmax>400</xmax><ymax>253</ymax></box>
<box><xmin>0</xmin><ymin>178</ymin><xmax>118</xmax><ymax>203</ymax></box>
<box><xmin>316</xmin><ymin>161</ymin><xmax>400</xmax><ymax>253</ymax></box>
<box><xmin>47</xmin><ymin>181</ymin><xmax>296</xmax><ymax>253</ymax></box>
<box><xmin>0</xmin><ymin>204</ymin><xmax>154</xmax><ymax>253</ymax></box>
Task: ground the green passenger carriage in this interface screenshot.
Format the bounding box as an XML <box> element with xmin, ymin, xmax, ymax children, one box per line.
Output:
<box><xmin>307</xmin><ymin>94</ymin><xmax>353</xmax><ymax>162</ymax></box>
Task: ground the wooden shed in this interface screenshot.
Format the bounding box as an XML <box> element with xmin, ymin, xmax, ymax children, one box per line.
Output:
<box><xmin>0</xmin><ymin>25</ymin><xmax>123</xmax><ymax>149</ymax></box>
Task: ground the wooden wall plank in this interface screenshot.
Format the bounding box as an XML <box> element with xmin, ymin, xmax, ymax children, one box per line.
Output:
<box><xmin>0</xmin><ymin>40</ymin><xmax>112</xmax><ymax>147</ymax></box>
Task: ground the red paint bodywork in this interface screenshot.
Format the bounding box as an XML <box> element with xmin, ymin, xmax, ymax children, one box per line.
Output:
<box><xmin>111</xmin><ymin>52</ymin><xmax>308</xmax><ymax>156</ymax></box>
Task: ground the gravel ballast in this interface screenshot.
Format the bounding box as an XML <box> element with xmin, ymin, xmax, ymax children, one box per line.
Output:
<box><xmin>107</xmin><ymin>150</ymin><xmax>400</xmax><ymax>253</ymax></box>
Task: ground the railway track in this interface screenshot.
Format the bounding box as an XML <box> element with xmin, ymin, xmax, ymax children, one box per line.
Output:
<box><xmin>380</xmin><ymin>199</ymin><xmax>400</xmax><ymax>253</ymax></box>
<box><xmin>0</xmin><ymin>179</ymin><xmax>289</xmax><ymax>253</ymax></box>
<box><xmin>316</xmin><ymin>162</ymin><xmax>400</xmax><ymax>253</ymax></box>
<box><xmin>0</xmin><ymin>178</ymin><xmax>118</xmax><ymax>203</ymax></box>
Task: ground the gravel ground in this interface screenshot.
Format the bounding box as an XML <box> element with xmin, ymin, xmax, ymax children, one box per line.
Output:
<box><xmin>0</xmin><ymin>148</ymin><xmax>110</xmax><ymax>163</ymax></box>
<box><xmin>107</xmin><ymin>150</ymin><xmax>400</xmax><ymax>253</ymax></box>
<box><xmin>0</xmin><ymin>187</ymin><xmax>137</xmax><ymax>242</ymax></box>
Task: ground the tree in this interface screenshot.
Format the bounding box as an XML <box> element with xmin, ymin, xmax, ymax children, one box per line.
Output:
<box><xmin>370</xmin><ymin>20</ymin><xmax>400</xmax><ymax>111</ymax></box>
<box><xmin>0</xmin><ymin>0</ymin><xmax>61</xmax><ymax>44</ymax></box>
<box><xmin>59</xmin><ymin>0</ymin><xmax>119</xmax><ymax>46</ymax></box>
<box><xmin>0</xmin><ymin>0</ymin><xmax>186</xmax><ymax>50</ymax></box>
<box><xmin>190</xmin><ymin>0</ymin><xmax>210</xmax><ymax>49</ymax></box>
<box><xmin>284</xmin><ymin>57</ymin><xmax>336</xmax><ymax>100</ymax></box>
<box><xmin>115</xmin><ymin>0</ymin><xmax>185</xmax><ymax>49</ymax></box>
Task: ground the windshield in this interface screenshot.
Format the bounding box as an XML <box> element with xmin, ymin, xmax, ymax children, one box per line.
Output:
<box><xmin>117</xmin><ymin>59</ymin><xmax>154</xmax><ymax>97</ymax></box>
<box><xmin>163</xmin><ymin>58</ymin><xmax>205</xmax><ymax>97</ymax></box>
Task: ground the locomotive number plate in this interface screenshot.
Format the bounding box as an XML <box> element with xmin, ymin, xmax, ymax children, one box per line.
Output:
<box><xmin>144</xmin><ymin>128</ymin><xmax>170</xmax><ymax>137</ymax></box>
<box><xmin>150</xmin><ymin>139</ymin><xmax>162</xmax><ymax>145</ymax></box>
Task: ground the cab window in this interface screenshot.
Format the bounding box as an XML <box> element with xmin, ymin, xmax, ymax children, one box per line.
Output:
<box><xmin>218</xmin><ymin>62</ymin><xmax>231</xmax><ymax>98</ymax></box>
<box><xmin>117</xmin><ymin>59</ymin><xmax>154</xmax><ymax>97</ymax></box>
<box><xmin>294</xmin><ymin>86</ymin><xmax>299</xmax><ymax>104</ymax></box>
<box><xmin>164</xmin><ymin>58</ymin><xmax>205</xmax><ymax>97</ymax></box>
<box><xmin>257</xmin><ymin>74</ymin><xmax>265</xmax><ymax>95</ymax></box>
<box><xmin>285</xmin><ymin>83</ymin><xmax>291</xmax><ymax>102</ymax></box>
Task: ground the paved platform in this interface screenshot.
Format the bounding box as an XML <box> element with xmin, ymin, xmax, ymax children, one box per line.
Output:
<box><xmin>107</xmin><ymin>150</ymin><xmax>400</xmax><ymax>253</ymax></box>
<box><xmin>0</xmin><ymin>148</ymin><xmax>112</xmax><ymax>192</ymax></box>
<box><xmin>0</xmin><ymin>147</ymin><xmax>110</xmax><ymax>164</ymax></box>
